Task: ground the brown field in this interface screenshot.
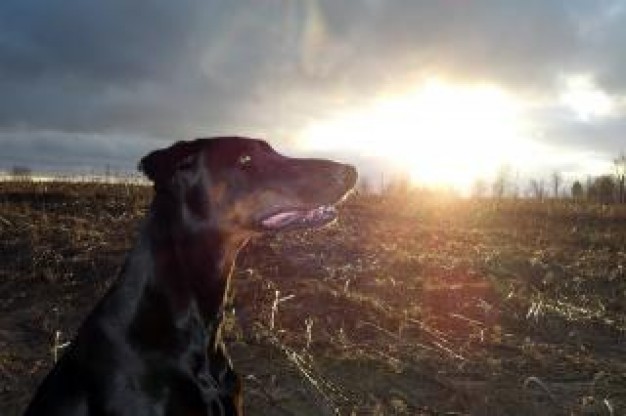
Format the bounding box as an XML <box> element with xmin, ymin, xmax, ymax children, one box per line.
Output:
<box><xmin>1</xmin><ymin>181</ymin><xmax>625</xmax><ymax>415</ymax></box>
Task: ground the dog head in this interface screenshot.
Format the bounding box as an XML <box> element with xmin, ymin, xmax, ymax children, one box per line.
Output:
<box><xmin>139</xmin><ymin>137</ymin><xmax>357</xmax><ymax>237</ymax></box>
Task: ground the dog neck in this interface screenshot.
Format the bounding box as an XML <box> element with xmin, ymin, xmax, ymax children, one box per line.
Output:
<box><xmin>145</xmin><ymin>198</ymin><xmax>249</xmax><ymax>326</ymax></box>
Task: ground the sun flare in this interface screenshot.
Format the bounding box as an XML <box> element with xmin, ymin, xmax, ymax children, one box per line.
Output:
<box><xmin>298</xmin><ymin>79</ymin><xmax>534</xmax><ymax>192</ymax></box>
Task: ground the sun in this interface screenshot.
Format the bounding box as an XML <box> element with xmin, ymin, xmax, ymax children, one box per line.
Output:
<box><xmin>297</xmin><ymin>79</ymin><xmax>532</xmax><ymax>193</ymax></box>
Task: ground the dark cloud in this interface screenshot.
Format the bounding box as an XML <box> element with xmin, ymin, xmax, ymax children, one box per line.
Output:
<box><xmin>0</xmin><ymin>0</ymin><xmax>624</xmax><ymax>176</ymax></box>
<box><xmin>0</xmin><ymin>0</ymin><xmax>211</xmax><ymax>82</ymax></box>
<box><xmin>0</xmin><ymin>0</ymin><xmax>296</xmax><ymax>136</ymax></box>
<box><xmin>0</xmin><ymin>131</ymin><xmax>156</xmax><ymax>171</ymax></box>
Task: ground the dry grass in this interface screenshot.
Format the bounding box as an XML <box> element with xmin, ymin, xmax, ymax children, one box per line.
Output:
<box><xmin>1</xmin><ymin>182</ymin><xmax>625</xmax><ymax>415</ymax></box>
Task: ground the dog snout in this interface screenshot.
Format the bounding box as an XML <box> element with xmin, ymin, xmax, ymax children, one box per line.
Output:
<box><xmin>337</xmin><ymin>164</ymin><xmax>358</xmax><ymax>189</ymax></box>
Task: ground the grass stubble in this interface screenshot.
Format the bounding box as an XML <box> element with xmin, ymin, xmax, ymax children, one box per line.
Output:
<box><xmin>0</xmin><ymin>181</ymin><xmax>624</xmax><ymax>415</ymax></box>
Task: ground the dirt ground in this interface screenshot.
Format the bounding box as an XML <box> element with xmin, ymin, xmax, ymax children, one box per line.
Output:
<box><xmin>1</xmin><ymin>182</ymin><xmax>625</xmax><ymax>415</ymax></box>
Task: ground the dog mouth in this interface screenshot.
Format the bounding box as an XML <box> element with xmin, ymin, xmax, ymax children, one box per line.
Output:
<box><xmin>259</xmin><ymin>205</ymin><xmax>338</xmax><ymax>231</ymax></box>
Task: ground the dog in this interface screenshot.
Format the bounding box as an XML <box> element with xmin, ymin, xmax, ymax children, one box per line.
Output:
<box><xmin>23</xmin><ymin>137</ymin><xmax>356</xmax><ymax>415</ymax></box>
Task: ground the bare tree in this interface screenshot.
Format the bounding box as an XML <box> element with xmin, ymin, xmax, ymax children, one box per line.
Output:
<box><xmin>529</xmin><ymin>178</ymin><xmax>545</xmax><ymax>201</ymax></box>
<box><xmin>551</xmin><ymin>171</ymin><xmax>562</xmax><ymax>199</ymax></box>
<box><xmin>381</xmin><ymin>172</ymin><xmax>412</xmax><ymax>197</ymax></box>
<box><xmin>585</xmin><ymin>175</ymin><xmax>593</xmax><ymax>201</ymax></box>
<box><xmin>507</xmin><ymin>170</ymin><xmax>521</xmax><ymax>199</ymax></box>
<box><xmin>571</xmin><ymin>180</ymin><xmax>584</xmax><ymax>201</ymax></box>
<box><xmin>395</xmin><ymin>173</ymin><xmax>411</xmax><ymax>195</ymax></box>
<box><xmin>615</xmin><ymin>153</ymin><xmax>626</xmax><ymax>203</ymax></box>
<box><xmin>492</xmin><ymin>165</ymin><xmax>511</xmax><ymax>198</ymax></box>
<box><xmin>357</xmin><ymin>176</ymin><xmax>371</xmax><ymax>195</ymax></box>
<box><xmin>589</xmin><ymin>175</ymin><xmax>616</xmax><ymax>203</ymax></box>
<box><xmin>472</xmin><ymin>178</ymin><xmax>488</xmax><ymax>199</ymax></box>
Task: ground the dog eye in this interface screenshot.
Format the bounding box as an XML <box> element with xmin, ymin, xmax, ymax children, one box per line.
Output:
<box><xmin>238</xmin><ymin>155</ymin><xmax>252</xmax><ymax>166</ymax></box>
<box><xmin>177</xmin><ymin>155</ymin><xmax>195</xmax><ymax>170</ymax></box>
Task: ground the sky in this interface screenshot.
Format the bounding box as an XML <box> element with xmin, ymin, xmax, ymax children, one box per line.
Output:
<box><xmin>1</xmin><ymin>0</ymin><xmax>625</xmax><ymax>192</ymax></box>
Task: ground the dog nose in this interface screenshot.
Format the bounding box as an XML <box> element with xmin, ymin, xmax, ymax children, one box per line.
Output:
<box><xmin>340</xmin><ymin>164</ymin><xmax>358</xmax><ymax>188</ymax></box>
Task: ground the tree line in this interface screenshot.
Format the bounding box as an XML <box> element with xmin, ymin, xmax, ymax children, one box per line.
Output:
<box><xmin>355</xmin><ymin>152</ymin><xmax>626</xmax><ymax>203</ymax></box>
<box><xmin>477</xmin><ymin>153</ymin><xmax>626</xmax><ymax>203</ymax></box>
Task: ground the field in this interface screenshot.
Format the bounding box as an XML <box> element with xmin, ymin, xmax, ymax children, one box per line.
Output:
<box><xmin>1</xmin><ymin>181</ymin><xmax>625</xmax><ymax>415</ymax></box>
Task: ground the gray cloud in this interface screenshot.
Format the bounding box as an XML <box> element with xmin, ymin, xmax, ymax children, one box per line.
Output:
<box><xmin>533</xmin><ymin>112</ymin><xmax>626</xmax><ymax>157</ymax></box>
<box><xmin>0</xmin><ymin>130</ymin><xmax>155</xmax><ymax>171</ymax></box>
<box><xmin>0</xmin><ymin>0</ymin><xmax>625</xmax><ymax>178</ymax></box>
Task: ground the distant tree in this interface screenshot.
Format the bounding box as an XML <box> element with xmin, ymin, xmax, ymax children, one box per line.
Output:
<box><xmin>529</xmin><ymin>178</ymin><xmax>545</xmax><ymax>201</ymax></box>
<box><xmin>395</xmin><ymin>173</ymin><xmax>411</xmax><ymax>195</ymax></box>
<box><xmin>492</xmin><ymin>165</ymin><xmax>511</xmax><ymax>198</ymax></box>
<box><xmin>615</xmin><ymin>153</ymin><xmax>626</xmax><ymax>203</ymax></box>
<box><xmin>471</xmin><ymin>178</ymin><xmax>488</xmax><ymax>199</ymax></box>
<box><xmin>571</xmin><ymin>180</ymin><xmax>584</xmax><ymax>201</ymax></box>
<box><xmin>383</xmin><ymin>172</ymin><xmax>412</xmax><ymax>196</ymax></box>
<box><xmin>551</xmin><ymin>171</ymin><xmax>563</xmax><ymax>198</ymax></box>
<box><xmin>585</xmin><ymin>175</ymin><xmax>593</xmax><ymax>201</ymax></box>
<box><xmin>509</xmin><ymin>170</ymin><xmax>521</xmax><ymax>199</ymax></box>
<box><xmin>589</xmin><ymin>175</ymin><xmax>616</xmax><ymax>204</ymax></box>
<box><xmin>357</xmin><ymin>176</ymin><xmax>371</xmax><ymax>195</ymax></box>
<box><xmin>11</xmin><ymin>165</ymin><xmax>32</xmax><ymax>180</ymax></box>
<box><xmin>382</xmin><ymin>174</ymin><xmax>405</xmax><ymax>196</ymax></box>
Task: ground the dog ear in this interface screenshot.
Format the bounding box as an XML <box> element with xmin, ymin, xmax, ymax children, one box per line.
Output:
<box><xmin>138</xmin><ymin>140</ymin><xmax>207</xmax><ymax>184</ymax></box>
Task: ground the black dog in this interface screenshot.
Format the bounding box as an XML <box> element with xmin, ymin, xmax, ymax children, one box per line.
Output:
<box><xmin>24</xmin><ymin>137</ymin><xmax>357</xmax><ymax>415</ymax></box>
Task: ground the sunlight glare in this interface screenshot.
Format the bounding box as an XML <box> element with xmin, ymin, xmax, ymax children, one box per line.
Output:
<box><xmin>298</xmin><ymin>79</ymin><xmax>532</xmax><ymax>192</ymax></box>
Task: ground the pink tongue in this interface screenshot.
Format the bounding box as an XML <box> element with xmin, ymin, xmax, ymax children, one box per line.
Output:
<box><xmin>261</xmin><ymin>211</ymin><xmax>301</xmax><ymax>228</ymax></box>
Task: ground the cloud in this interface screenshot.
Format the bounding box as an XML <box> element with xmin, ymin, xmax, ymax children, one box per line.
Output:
<box><xmin>0</xmin><ymin>0</ymin><xmax>624</xmax><ymax>177</ymax></box>
<box><xmin>0</xmin><ymin>130</ymin><xmax>155</xmax><ymax>171</ymax></box>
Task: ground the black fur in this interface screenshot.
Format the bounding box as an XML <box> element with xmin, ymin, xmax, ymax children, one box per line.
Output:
<box><xmin>24</xmin><ymin>137</ymin><xmax>356</xmax><ymax>415</ymax></box>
